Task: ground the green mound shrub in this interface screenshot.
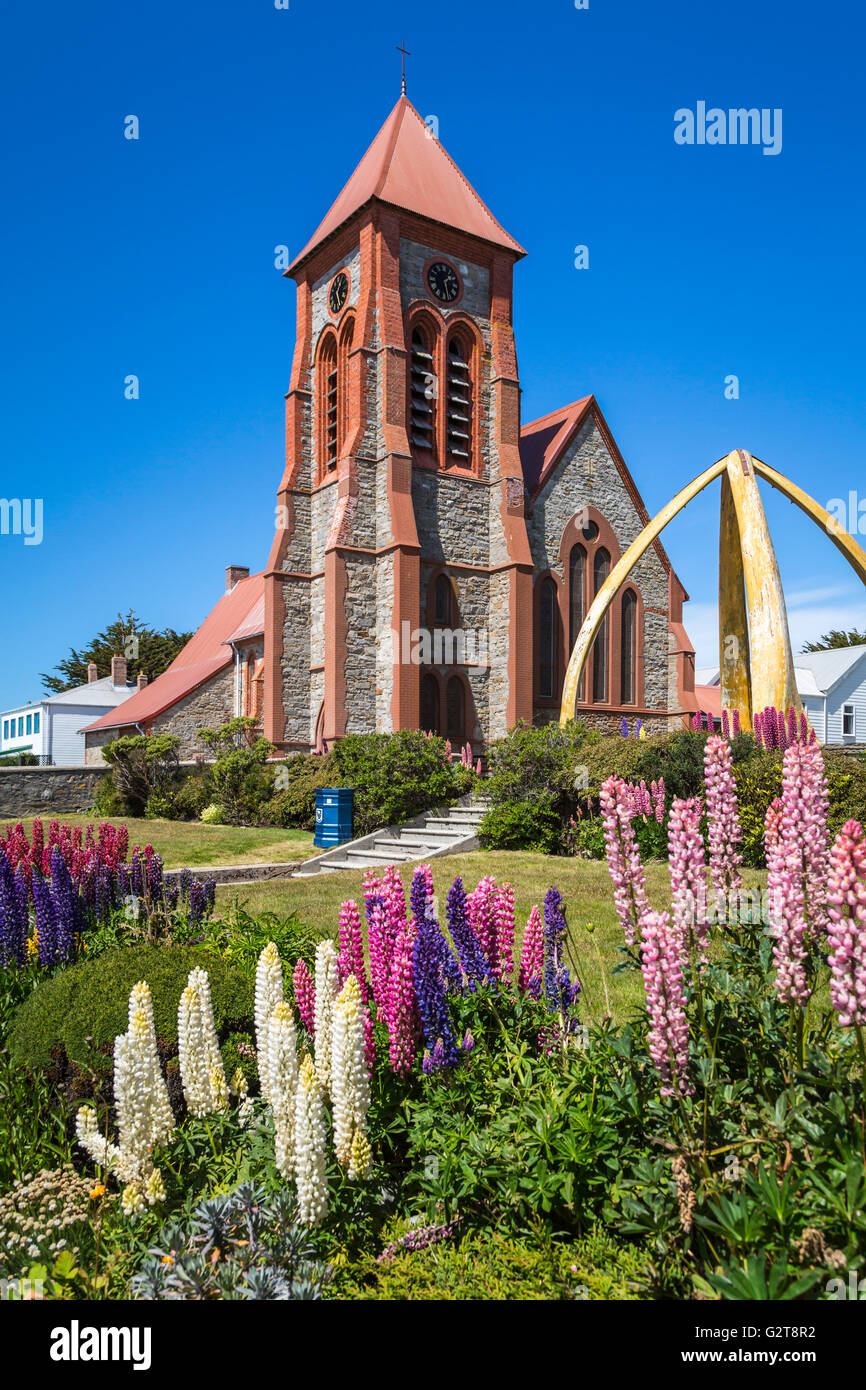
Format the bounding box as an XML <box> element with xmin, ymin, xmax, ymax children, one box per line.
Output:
<box><xmin>330</xmin><ymin>730</ymin><xmax>458</xmax><ymax>836</ymax></box>
<box><xmin>265</xmin><ymin>752</ymin><xmax>336</xmax><ymax>829</ymax></box>
<box><xmin>7</xmin><ymin>945</ymin><xmax>254</xmax><ymax>1076</ymax></box>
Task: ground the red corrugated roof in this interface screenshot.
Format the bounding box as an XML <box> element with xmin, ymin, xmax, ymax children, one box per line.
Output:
<box><xmin>81</xmin><ymin>573</ymin><xmax>265</xmax><ymax>733</ymax></box>
<box><xmin>289</xmin><ymin>97</ymin><xmax>525</xmax><ymax>273</ymax></box>
<box><xmin>694</xmin><ymin>684</ymin><xmax>722</xmax><ymax>718</ymax></box>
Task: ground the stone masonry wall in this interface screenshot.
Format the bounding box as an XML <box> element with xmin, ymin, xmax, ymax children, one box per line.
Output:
<box><xmin>150</xmin><ymin>665</ymin><xmax>237</xmax><ymax>759</ymax></box>
<box><xmin>0</xmin><ymin>765</ymin><xmax>111</xmax><ymax>817</ymax></box>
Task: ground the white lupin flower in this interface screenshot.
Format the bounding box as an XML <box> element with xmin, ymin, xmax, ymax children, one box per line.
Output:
<box><xmin>75</xmin><ymin>981</ymin><xmax>174</xmax><ymax>1213</ymax></box>
<box><xmin>331</xmin><ymin>975</ymin><xmax>371</xmax><ymax>1175</ymax></box>
<box><xmin>268</xmin><ymin>1001</ymin><xmax>299</xmax><ymax>1179</ymax></box>
<box><xmin>313</xmin><ymin>939</ymin><xmax>339</xmax><ymax>1094</ymax></box>
<box><xmin>294</xmin><ymin>1055</ymin><xmax>328</xmax><ymax>1226</ymax></box>
<box><xmin>255</xmin><ymin>942</ymin><xmax>284</xmax><ymax>1104</ymax></box>
<box><xmin>178</xmin><ymin>968</ymin><xmax>229</xmax><ymax>1117</ymax></box>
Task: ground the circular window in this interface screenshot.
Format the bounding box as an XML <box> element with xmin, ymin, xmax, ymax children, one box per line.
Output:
<box><xmin>581</xmin><ymin>519</ymin><xmax>599</xmax><ymax>541</ymax></box>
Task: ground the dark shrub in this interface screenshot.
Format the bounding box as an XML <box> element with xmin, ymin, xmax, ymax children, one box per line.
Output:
<box><xmin>479</xmin><ymin>720</ymin><xmax>592</xmax><ymax>852</ymax></box>
<box><xmin>266</xmin><ymin>752</ymin><xmax>336</xmax><ymax>829</ymax></box>
<box><xmin>7</xmin><ymin>944</ymin><xmax>254</xmax><ymax>1077</ymax></box>
<box><xmin>478</xmin><ymin>802</ymin><xmax>562</xmax><ymax>854</ymax></box>
<box><xmin>330</xmin><ymin>731</ymin><xmax>458</xmax><ymax>836</ymax></box>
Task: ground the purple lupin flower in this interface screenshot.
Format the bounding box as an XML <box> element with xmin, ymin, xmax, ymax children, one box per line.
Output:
<box><xmin>446</xmin><ymin>877</ymin><xmax>495</xmax><ymax>991</ymax></box>
<box><xmin>0</xmin><ymin>858</ymin><xmax>27</xmax><ymax>967</ymax></box>
<box><xmin>542</xmin><ymin>887</ymin><xmax>580</xmax><ymax>1020</ymax></box>
<box><xmin>50</xmin><ymin>848</ymin><xmax>82</xmax><ymax>963</ymax></box>
<box><xmin>412</xmin><ymin>910</ymin><xmax>460</xmax><ymax>1070</ymax></box>
<box><xmin>188</xmin><ymin>878</ymin><xmax>206</xmax><ymax>926</ymax></box>
<box><xmin>131</xmin><ymin>848</ymin><xmax>144</xmax><ymax>897</ymax></box>
<box><xmin>147</xmin><ymin>850</ymin><xmax>164</xmax><ymax>903</ymax></box>
<box><xmin>31</xmin><ymin>866</ymin><xmax>58</xmax><ymax>968</ymax></box>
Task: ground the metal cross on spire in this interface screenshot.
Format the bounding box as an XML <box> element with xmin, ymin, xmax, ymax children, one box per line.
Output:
<box><xmin>396</xmin><ymin>40</ymin><xmax>410</xmax><ymax>95</ymax></box>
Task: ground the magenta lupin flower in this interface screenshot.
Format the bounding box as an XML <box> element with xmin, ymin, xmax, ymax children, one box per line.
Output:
<box><xmin>467</xmin><ymin>876</ymin><xmax>497</xmax><ymax>966</ymax></box>
<box><xmin>518</xmin><ymin>905</ymin><xmax>544</xmax><ymax>996</ymax></box>
<box><xmin>826</xmin><ymin>820</ymin><xmax>866</xmax><ymax>1027</ymax></box>
<box><xmin>382</xmin><ymin>864</ymin><xmax>407</xmax><ymax>941</ymax></box>
<box><xmin>601</xmin><ymin>775</ymin><xmax>650</xmax><ymax>946</ymax></box>
<box><xmin>787</xmin><ymin>707</ymin><xmax>797</xmax><ymax>747</ymax></box>
<box><xmin>732</xmin><ymin>708</ymin><xmax>741</xmax><ymax>738</ymax></box>
<box><xmin>493</xmin><ymin>882</ymin><xmax>516</xmax><ymax>984</ymax></box>
<box><xmin>640</xmin><ymin>909</ymin><xmax>693</xmax><ymax>1099</ymax></box>
<box><xmin>366</xmin><ymin>896</ymin><xmax>392</xmax><ymax>1020</ymax></box>
<box><xmin>667</xmin><ymin>796</ymin><xmax>708</xmax><ymax>966</ymax></box>
<box><xmin>721</xmin><ymin>709</ymin><xmax>730</xmax><ymax>740</ymax></box>
<box><xmin>293</xmin><ymin>958</ymin><xmax>315</xmax><ymax>1034</ymax></box>
<box><xmin>337</xmin><ymin>899</ymin><xmax>368</xmax><ymax>1001</ymax></box>
<box><xmin>753</xmin><ymin>711</ymin><xmax>764</xmax><ymax>748</ymax></box>
<box><xmin>703</xmin><ymin>735</ymin><xmax>743</xmax><ymax>918</ymax></box>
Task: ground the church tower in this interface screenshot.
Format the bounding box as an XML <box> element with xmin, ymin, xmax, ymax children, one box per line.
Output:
<box><xmin>264</xmin><ymin>96</ymin><xmax>535</xmax><ymax>752</ymax></box>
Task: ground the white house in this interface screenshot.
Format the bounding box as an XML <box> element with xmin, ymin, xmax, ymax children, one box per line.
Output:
<box><xmin>0</xmin><ymin>656</ymin><xmax>142</xmax><ymax>766</ymax></box>
<box><xmin>695</xmin><ymin>645</ymin><xmax>866</xmax><ymax>745</ymax></box>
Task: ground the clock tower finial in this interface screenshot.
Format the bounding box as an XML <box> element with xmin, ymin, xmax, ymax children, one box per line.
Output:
<box><xmin>396</xmin><ymin>40</ymin><xmax>410</xmax><ymax>96</ymax></box>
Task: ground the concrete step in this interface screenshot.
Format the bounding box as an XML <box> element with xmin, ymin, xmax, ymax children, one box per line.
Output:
<box><xmin>398</xmin><ymin>828</ymin><xmax>464</xmax><ymax>842</ymax></box>
<box><xmin>343</xmin><ymin>847</ymin><xmax>421</xmax><ymax>863</ymax></box>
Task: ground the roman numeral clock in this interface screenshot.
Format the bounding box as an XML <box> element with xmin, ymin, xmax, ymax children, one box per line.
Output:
<box><xmin>426</xmin><ymin>259</ymin><xmax>461</xmax><ymax>303</ymax></box>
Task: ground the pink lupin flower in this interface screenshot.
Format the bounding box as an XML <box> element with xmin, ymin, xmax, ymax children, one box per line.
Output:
<box><xmin>467</xmin><ymin>876</ymin><xmax>497</xmax><ymax>966</ymax></box>
<box><xmin>721</xmin><ymin>709</ymin><xmax>730</xmax><ymax>740</ymax></box>
<box><xmin>337</xmin><ymin>899</ymin><xmax>368</xmax><ymax>1001</ymax></box>
<box><xmin>293</xmin><ymin>958</ymin><xmax>315</xmax><ymax>1034</ymax></box>
<box><xmin>366</xmin><ymin>896</ymin><xmax>391</xmax><ymax>1020</ymax></box>
<box><xmin>518</xmin><ymin>904</ymin><xmax>543</xmax><ymax>996</ymax></box>
<box><xmin>382</xmin><ymin>864</ymin><xmax>407</xmax><ymax>941</ymax></box>
<box><xmin>667</xmin><ymin>796</ymin><xmax>708</xmax><ymax>967</ymax></box>
<box><xmin>765</xmin><ymin>741</ymin><xmax>830</xmax><ymax>1007</ymax></box>
<box><xmin>492</xmin><ymin>882</ymin><xmax>516</xmax><ymax>984</ymax></box>
<box><xmin>732</xmin><ymin>709</ymin><xmax>741</xmax><ymax>738</ymax></box>
<box><xmin>703</xmin><ymin>735</ymin><xmax>743</xmax><ymax>920</ymax></box>
<box><xmin>652</xmin><ymin>777</ymin><xmax>666</xmax><ymax>824</ymax></box>
<box><xmin>384</xmin><ymin>924</ymin><xmax>418</xmax><ymax>1073</ymax></box>
<box><xmin>826</xmin><ymin>820</ymin><xmax>866</xmax><ymax>1027</ymax></box>
<box><xmin>640</xmin><ymin>909</ymin><xmax>693</xmax><ymax>1099</ymax></box>
<box><xmin>601</xmin><ymin>775</ymin><xmax>649</xmax><ymax>946</ymax></box>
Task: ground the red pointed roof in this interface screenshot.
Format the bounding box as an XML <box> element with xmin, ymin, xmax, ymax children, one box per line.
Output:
<box><xmin>289</xmin><ymin>97</ymin><xmax>525</xmax><ymax>273</ymax></box>
<box><xmin>80</xmin><ymin>572</ymin><xmax>265</xmax><ymax>734</ymax></box>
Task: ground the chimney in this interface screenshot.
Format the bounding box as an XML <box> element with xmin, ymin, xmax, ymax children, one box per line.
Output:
<box><xmin>137</xmin><ymin>671</ymin><xmax>149</xmax><ymax>692</ymax></box>
<box><xmin>226</xmin><ymin>564</ymin><xmax>249</xmax><ymax>592</ymax></box>
<box><xmin>87</xmin><ymin>661</ymin><xmax>99</xmax><ymax>684</ymax></box>
<box><xmin>110</xmin><ymin>653</ymin><xmax>127</xmax><ymax>687</ymax></box>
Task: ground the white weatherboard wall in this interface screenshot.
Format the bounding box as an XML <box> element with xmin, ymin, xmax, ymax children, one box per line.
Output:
<box><xmin>823</xmin><ymin>653</ymin><xmax>866</xmax><ymax>744</ymax></box>
<box><xmin>49</xmin><ymin>705</ymin><xmax>117</xmax><ymax>765</ymax></box>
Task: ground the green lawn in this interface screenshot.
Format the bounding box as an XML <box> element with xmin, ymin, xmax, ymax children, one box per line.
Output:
<box><xmin>214</xmin><ymin>851</ymin><xmax>768</xmax><ymax>1026</ymax></box>
<box><xmin>7</xmin><ymin>815</ymin><xmax>315</xmax><ymax>869</ymax></box>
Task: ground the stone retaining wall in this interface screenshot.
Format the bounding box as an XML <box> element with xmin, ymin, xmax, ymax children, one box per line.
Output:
<box><xmin>0</xmin><ymin>765</ymin><xmax>112</xmax><ymax>818</ymax></box>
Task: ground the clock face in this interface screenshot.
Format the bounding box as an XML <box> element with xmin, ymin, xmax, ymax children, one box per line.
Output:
<box><xmin>426</xmin><ymin>260</ymin><xmax>461</xmax><ymax>303</ymax></box>
<box><xmin>328</xmin><ymin>271</ymin><xmax>349</xmax><ymax>315</ymax></box>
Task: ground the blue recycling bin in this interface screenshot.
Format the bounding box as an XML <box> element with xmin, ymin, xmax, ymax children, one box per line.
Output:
<box><xmin>314</xmin><ymin>787</ymin><xmax>354</xmax><ymax>848</ymax></box>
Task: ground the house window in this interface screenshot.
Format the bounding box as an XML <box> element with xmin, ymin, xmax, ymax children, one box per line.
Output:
<box><xmin>33</xmin><ymin>712</ymin><xmax>39</xmax><ymax>734</ymax></box>
<box><xmin>2</xmin><ymin>721</ymin><xmax>7</xmax><ymax>739</ymax></box>
<box><xmin>445</xmin><ymin>335</ymin><xmax>472</xmax><ymax>466</ymax></box>
<box><xmin>420</xmin><ymin>674</ymin><xmax>440</xmax><ymax>735</ymax></box>
<box><xmin>17</xmin><ymin>717</ymin><xmax>23</xmax><ymax>737</ymax></box>
<box><xmin>409</xmin><ymin>326</ymin><xmax>436</xmax><ymax>453</ymax></box>
<box><xmin>539</xmin><ymin>577</ymin><xmax>558</xmax><ymax>700</ymax></box>
<box><xmin>446</xmin><ymin>676</ymin><xmax>465</xmax><ymax>744</ymax></box>
<box><xmin>621</xmin><ymin>589</ymin><xmax>637</xmax><ymax>704</ymax></box>
<box><xmin>25</xmin><ymin>715</ymin><xmax>32</xmax><ymax>735</ymax></box>
<box><xmin>843</xmin><ymin>704</ymin><xmax>856</xmax><ymax>738</ymax></box>
<box><xmin>592</xmin><ymin>549</ymin><xmax>611</xmax><ymax>703</ymax></box>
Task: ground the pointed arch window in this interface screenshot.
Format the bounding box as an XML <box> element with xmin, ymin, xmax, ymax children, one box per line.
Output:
<box><xmin>317</xmin><ymin>332</ymin><xmax>338</xmax><ymax>472</ymax></box>
<box><xmin>337</xmin><ymin>315</ymin><xmax>354</xmax><ymax>453</ymax></box>
<box><xmin>410</xmin><ymin>325</ymin><xmax>436</xmax><ymax>453</ymax></box>
<box><xmin>446</xmin><ymin>676</ymin><xmax>465</xmax><ymax>744</ymax></box>
<box><xmin>445</xmin><ymin>334</ymin><xmax>472</xmax><ymax>466</ymax></box>
<box><xmin>592</xmin><ymin>548</ymin><xmax>610</xmax><ymax>703</ymax></box>
<box><xmin>569</xmin><ymin>543</ymin><xmax>587</xmax><ymax>701</ymax></box>
<box><xmin>621</xmin><ymin>589</ymin><xmax>637</xmax><ymax>705</ymax></box>
<box><xmin>434</xmin><ymin>572</ymin><xmax>454</xmax><ymax>626</ymax></box>
<box><xmin>539</xmin><ymin>577</ymin><xmax>558</xmax><ymax>700</ymax></box>
<box><xmin>420</xmin><ymin>674</ymin><xmax>440</xmax><ymax>735</ymax></box>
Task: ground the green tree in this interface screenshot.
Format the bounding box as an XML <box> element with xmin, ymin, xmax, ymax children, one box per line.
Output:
<box><xmin>802</xmin><ymin>628</ymin><xmax>866</xmax><ymax>652</ymax></box>
<box><xmin>41</xmin><ymin>611</ymin><xmax>193</xmax><ymax>693</ymax></box>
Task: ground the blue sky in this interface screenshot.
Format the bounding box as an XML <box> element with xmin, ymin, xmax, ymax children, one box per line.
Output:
<box><xmin>1</xmin><ymin>0</ymin><xmax>864</xmax><ymax>710</ymax></box>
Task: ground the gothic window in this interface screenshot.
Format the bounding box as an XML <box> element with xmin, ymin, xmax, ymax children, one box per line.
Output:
<box><xmin>621</xmin><ymin>589</ymin><xmax>637</xmax><ymax>705</ymax></box>
<box><xmin>244</xmin><ymin>653</ymin><xmax>256</xmax><ymax>717</ymax></box>
<box><xmin>445</xmin><ymin>334</ymin><xmax>472</xmax><ymax>466</ymax></box>
<box><xmin>592</xmin><ymin>548</ymin><xmax>610</xmax><ymax>703</ymax></box>
<box><xmin>569</xmin><ymin>543</ymin><xmax>587</xmax><ymax>701</ymax></box>
<box><xmin>409</xmin><ymin>325</ymin><xmax>436</xmax><ymax>453</ymax></box>
<box><xmin>318</xmin><ymin>332</ymin><xmax>338</xmax><ymax>472</ymax></box>
<box><xmin>420</xmin><ymin>674</ymin><xmax>440</xmax><ymax>735</ymax></box>
<box><xmin>539</xmin><ymin>577</ymin><xmax>558</xmax><ymax>700</ymax></box>
<box><xmin>434</xmin><ymin>572</ymin><xmax>453</xmax><ymax>626</ymax></box>
<box><xmin>338</xmin><ymin>316</ymin><xmax>354</xmax><ymax>451</ymax></box>
<box><xmin>446</xmin><ymin>676</ymin><xmax>465</xmax><ymax>744</ymax></box>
